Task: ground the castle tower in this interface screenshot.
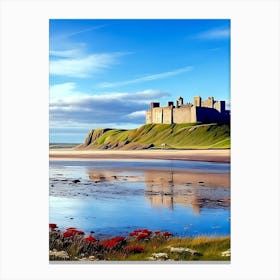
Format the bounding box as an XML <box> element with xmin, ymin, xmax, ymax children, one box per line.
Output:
<box><xmin>150</xmin><ymin>102</ymin><xmax>160</xmax><ymax>109</ymax></box>
<box><xmin>176</xmin><ymin>96</ymin><xmax>184</xmax><ymax>107</ymax></box>
<box><xmin>193</xmin><ymin>96</ymin><xmax>201</xmax><ymax>107</ymax></box>
<box><xmin>208</xmin><ymin>97</ymin><xmax>214</xmax><ymax>108</ymax></box>
<box><xmin>214</xmin><ymin>101</ymin><xmax>225</xmax><ymax>112</ymax></box>
<box><xmin>150</xmin><ymin>102</ymin><xmax>160</xmax><ymax>124</ymax></box>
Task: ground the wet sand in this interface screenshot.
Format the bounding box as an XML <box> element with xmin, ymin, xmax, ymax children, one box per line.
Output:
<box><xmin>49</xmin><ymin>149</ymin><xmax>230</xmax><ymax>163</ymax></box>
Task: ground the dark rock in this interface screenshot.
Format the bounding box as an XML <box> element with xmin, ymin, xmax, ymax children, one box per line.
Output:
<box><xmin>72</xmin><ymin>179</ymin><xmax>80</xmax><ymax>183</ymax></box>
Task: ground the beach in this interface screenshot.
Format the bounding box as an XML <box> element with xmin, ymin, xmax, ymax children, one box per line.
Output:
<box><xmin>49</xmin><ymin>149</ymin><xmax>230</xmax><ymax>163</ymax></box>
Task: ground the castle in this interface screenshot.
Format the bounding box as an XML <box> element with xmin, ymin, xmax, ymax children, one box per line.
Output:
<box><xmin>146</xmin><ymin>96</ymin><xmax>230</xmax><ymax>124</ymax></box>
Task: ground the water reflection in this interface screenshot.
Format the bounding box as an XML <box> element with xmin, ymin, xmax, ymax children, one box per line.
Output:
<box><xmin>50</xmin><ymin>161</ymin><xmax>230</xmax><ymax>237</ymax></box>
<box><xmin>86</xmin><ymin>169</ymin><xmax>230</xmax><ymax>215</ymax></box>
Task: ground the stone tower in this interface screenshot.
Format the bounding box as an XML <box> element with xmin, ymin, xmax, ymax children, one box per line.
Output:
<box><xmin>176</xmin><ymin>96</ymin><xmax>184</xmax><ymax>107</ymax></box>
<box><xmin>193</xmin><ymin>96</ymin><xmax>201</xmax><ymax>107</ymax></box>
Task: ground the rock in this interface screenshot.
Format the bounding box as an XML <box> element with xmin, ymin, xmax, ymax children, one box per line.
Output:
<box><xmin>168</xmin><ymin>246</ymin><xmax>202</xmax><ymax>256</ymax></box>
<box><xmin>221</xmin><ymin>249</ymin><xmax>230</xmax><ymax>257</ymax></box>
<box><xmin>72</xmin><ymin>179</ymin><xmax>80</xmax><ymax>183</ymax></box>
<box><xmin>49</xmin><ymin>250</ymin><xmax>70</xmax><ymax>260</ymax></box>
<box><xmin>88</xmin><ymin>256</ymin><xmax>97</xmax><ymax>261</ymax></box>
<box><xmin>151</xmin><ymin>252</ymin><xmax>169</xmax><ymax>260</ymax></box>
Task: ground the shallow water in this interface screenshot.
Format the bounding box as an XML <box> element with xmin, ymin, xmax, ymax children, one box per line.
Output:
<box><xmin>49</xmin><ymin>159</ymin><xmax>230</xmax><ymax>238</ymax></box>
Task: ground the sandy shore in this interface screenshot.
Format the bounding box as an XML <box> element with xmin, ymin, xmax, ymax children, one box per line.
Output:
<box><xmin>49</xmin><ymin>149</ymin><xmax>230</xmax><ymax>163</ymax></box>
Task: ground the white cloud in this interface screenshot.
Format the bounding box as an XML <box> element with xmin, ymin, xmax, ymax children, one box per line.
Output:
<box><xmin>127</xmin><ymin>110</ymin><xmax>146</xmax><ymax>118</ymax></box>
<box><xmin>50</xmin><ymin>106</ymin><xmax>92</xmax><ymax>112</ymax></box>
<box><xmin>50</xmin><ymin>82</ymin><xmax>82</xmax><ymax>99</ymax></box>
<box><xmin>49</xmin><ymin>85</ymin><xmax>169</xmax><ymax>126</ymax></box>
<box><xmin>195</xmin><ymin>27</ymin><xmax>230</xmax><ymax>40</ymax></box>
<box><xmin>50</xmin><ymin>53</ymin><xmax>123</xmax><ymax>78</ymax></box>
<box><xmin>50</xmin><ymin>49</ymin><xmax>83</xmax><ymax>58</ymax></box>
<box><xmin>99</xmin><ymin>66</ymin><xmax>193</xmax><ymax>88</ymax></box>
<box><xmin>50</xmin><ymin>84</ymin><xmax>168</xmax><ymax>104</ymax></box>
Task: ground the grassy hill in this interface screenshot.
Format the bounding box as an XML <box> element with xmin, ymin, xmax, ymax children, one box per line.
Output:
<box><xmin>76</xmin><ymin>123</ymin><xmax>230</xmax><ymax>150</ymax></box>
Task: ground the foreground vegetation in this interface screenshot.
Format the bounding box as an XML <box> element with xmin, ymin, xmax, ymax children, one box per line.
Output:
<box><xmin>49</xmin><ymin>224</ymin><xmax>230</xmax><ymax>261</ymax></box>
<box><xmin>76</xmin><ymin>123</ymin><xmax>230</xmax><ymax>150</ymax></box>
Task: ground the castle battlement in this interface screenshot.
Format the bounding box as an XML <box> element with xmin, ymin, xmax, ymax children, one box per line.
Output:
<box><xmin>146</xmin><ymin>96</ymin><xmax>229</xmax><ymax>124</ymax></box>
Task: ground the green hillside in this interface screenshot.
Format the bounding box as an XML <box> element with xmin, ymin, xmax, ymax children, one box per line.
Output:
<box><xmin>76</xmin><ymin>123</ymin><xmax>230</xmax><ymax>150</ymax></box>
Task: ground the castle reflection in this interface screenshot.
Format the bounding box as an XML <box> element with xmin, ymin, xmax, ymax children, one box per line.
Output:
<box><xmin>144</xmin><ymin>170</ymin><xmax>230</xmax><ymax>215</ymax></box>
<box><xmin>87</xmin><ymin>168</ymin><xmax>230</xmax><ymax>215</ymax></box>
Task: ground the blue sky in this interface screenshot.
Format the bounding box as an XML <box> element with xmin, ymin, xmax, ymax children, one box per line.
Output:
<box><xmin>49</xmin><ymin>19</ymin><xmax>230</xmax><ymax>143</ymax></box>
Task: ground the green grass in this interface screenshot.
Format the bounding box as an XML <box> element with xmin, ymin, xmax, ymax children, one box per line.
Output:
<box><xmin>108</xmin><ymin>236</ymin><xmax>230</xmax><ymax>261</ymax></box>
<box><xmin>76</xmin><ymin>123</ymin><xmax>230</xmax><ymax>150</ymax></box>
<box><xmin>50</xmin><ymin>231</ymin><xmax>230</xmax><ymax>261</ymax></box>
<box><xmin>120</xmin><ymin>236</ymin><xmax>229</xmax><ymax>261</ymax></box>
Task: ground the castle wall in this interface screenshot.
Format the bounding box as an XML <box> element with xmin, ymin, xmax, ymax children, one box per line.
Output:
<box><xmin>162</xmin><ymin>107</ymin><xmax>172</xmax><ymax>124</ymax></box>
<box><xmin>191</xmin><ymin>106</ymin><xmax>197</xmax><ymax>122</ymax></box>
<box><xmin>146</xmin><ymin>111</ymin><xmax>152</xmax><ymax>124</ymax></box>
<box><xmin>173</xmin><ymin>106</ymin><xmax>192</xmax><ymax>123</ymax></box>
<box><xmin>195</xmin><ymin>107</ymin><xmax>221</xmax><ymax>123</ymax></box>
<box><xmin>152</xmin><ymin>107</ymin><xmax>163</xmax><ymax>123</ymax></box>
<box><xmin>214</xmin><ymin>101</ymin><xmax>225</xmax><ymax>113</ymax></box>
<box><xmin>201</xmin><ymin>97</ymin><xmax>214</xmax><ymax>108</ymax></box>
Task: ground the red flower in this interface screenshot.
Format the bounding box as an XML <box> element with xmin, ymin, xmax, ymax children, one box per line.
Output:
<box><xmin>136</xmin><ymin>233</ymin><xmax>150</xmax><ymax>240</ymax></box>
<box><xmin>63</xmin><ymin>228</ymin><xmax>85</xmax><ymax>237</ymax></box>
<box><xmin>163</xmin><ymin>231</ymin><xmax>172</xmax><ymax>237</ymax></box>
<box><xmin>49</xmin><ymin>223</ymin><xmax>57</xmax><ymax>229</ymax></box>
<box><xmin>124</xmin><ymin>245</ymin><xmax>144</xmax><ymax>253</ymax></box>
<box><xmin>101</xmin><ymin>240</ymin><xmax>117</xmax><ymax>248</ymax></box>
<box><xmin>130</xmin><ymin>229</ymin><xmax>151</xmax><ymax>235</ymax></box>
<box><xmin>111</xmin><ymin>236</ymin><xmax>125</xmax><ymax>243</ymax></box>
<box><xmin>101</xmin><ymin>236</ymin><xmax>126</xmax><ymax>248</ymax></box>
<box><xmin>155</xmin><ymin>231</ymin><xmax>161</xmax><ymax>235</ymax></box>
<box><xmin>141</xmin><ymin>229</ymin><xmax>152</xmax><ymax>234</ymax></box>
<box><xmin>63</xmin><ymin>231</ymin><xmax>73</xmax><ymax>237</ymax></box>
<box><xmin>83</xmin><ymin>235</ymin><xmax>97</xmax><ymax>243</ymax></box>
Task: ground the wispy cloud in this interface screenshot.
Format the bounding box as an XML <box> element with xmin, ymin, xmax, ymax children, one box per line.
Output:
<box><xmin>50</xmin><ymin>49</ymin><xmax>84</xmax><ymax>58</ymax></box>
<box><xmin>50</xmin><ymin>82</ymin><xmax>81</xmax><ymax>99</ymax></box>
<box><xmin>50</xmin><ymin>52</ymin><xmax>124</xmax><ymax>78</ymax></box>
<box><xmin>126</xmin><ymin>110</ymin><xmax>146</xmax><ymax>119</ymax></box>
<box><xmin>195</xmin><ymin>27</ymin><xmax>230</xmax><ymax>40</ymax></box>
<box><xmin>99</xmin><ymin>66</ymin><xmax>193</xmax><ymax>88</ymax></box>
<box><xmin>50</xmin><ymin>24</ymin><xmax>108</xmax><ymax>42</ymax></box>
<box><xmin>66</xmin><ymin>24</ymin><xmax>108</xmax><ymax>38</ymax></box>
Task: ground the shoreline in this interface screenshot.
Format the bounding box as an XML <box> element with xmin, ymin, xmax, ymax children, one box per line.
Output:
<box><xmin>49</xmin><ymin>149</ymin><xmax>230</xmax><ymax>163</ymax></box>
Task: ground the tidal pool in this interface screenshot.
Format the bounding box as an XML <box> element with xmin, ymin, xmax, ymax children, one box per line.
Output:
<box><xmin>49</xmin><ymin>159</ymin><xmax>230</xmax><ymax>238</ymax></box>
